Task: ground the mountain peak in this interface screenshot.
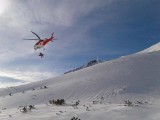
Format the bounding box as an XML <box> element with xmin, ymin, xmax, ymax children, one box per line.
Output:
<box><xmin>138</xmin><ymin>42</ymin><xmax>160</xmax><ymax>54</ymax></box>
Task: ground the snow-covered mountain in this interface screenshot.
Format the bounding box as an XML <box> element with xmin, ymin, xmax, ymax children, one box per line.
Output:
<box><xmin>0</xmin><ymin>43</ymin><xmax>160</xmax><ymax>119</ymax></box>
<box><xmin>0</xmin><ymin>47</ymin><xmax>160</xmax><ymax>107</ymax></box>
<box><xmin>64</xmin><ymin>59</ymin><xmax>102</xmax><ymax>74</ymax></box>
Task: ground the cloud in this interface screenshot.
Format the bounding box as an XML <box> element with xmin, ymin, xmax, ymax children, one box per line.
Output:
<box><xmin>0</xmin><ymin>0</ymin><xmax>110</xmax><ymax>30</ymax></box>
<box><xmin>0</xmin><ymin>0</ymin><xmax>115</xmax><ymax>85</ymax></box>
<box><xmin>25</xmin><ymin>0</ymin><xmax>109</xmax><ymax>27</ymax></box>
<box><xmin>0</xmin><ymin>68</ymin><xmax>57</xmax><ymax>83</ymax></box>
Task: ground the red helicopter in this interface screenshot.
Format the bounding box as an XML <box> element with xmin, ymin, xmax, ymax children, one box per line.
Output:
<box><xmin>24</xmin><ymin>31</ymin><xmax>57</xmax><ymax>57</ymax></box>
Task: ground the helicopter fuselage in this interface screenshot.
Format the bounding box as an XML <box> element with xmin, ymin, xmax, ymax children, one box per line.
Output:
<box><xmin>34</xmin><ymin>38</ymin><xmax>53</xmax><ymax>50</ymax></box>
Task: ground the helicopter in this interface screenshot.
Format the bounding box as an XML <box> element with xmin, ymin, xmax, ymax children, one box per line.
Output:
<box><xmin>24</xmin><ymin>31</ymin><xmax>57</xmax><ymax>57</ymax></box>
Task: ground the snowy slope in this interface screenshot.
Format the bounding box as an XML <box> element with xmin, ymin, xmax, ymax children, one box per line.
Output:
<box><xmin>0</xmin><ymin>50</ymin><xmax>160</xmax><ymax>109</ymax></box>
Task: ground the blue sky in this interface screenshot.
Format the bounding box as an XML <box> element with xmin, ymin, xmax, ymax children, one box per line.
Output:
<box><xmin>0</xmin><ymin>0</ymin><xmax>160</xmax><ymax>87</ymax></box>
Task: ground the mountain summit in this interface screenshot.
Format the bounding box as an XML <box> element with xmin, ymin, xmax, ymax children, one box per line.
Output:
<box><xmin>138</xmin><ymin>42</ymin><xmax>160</xmax><ymax>54</ymax></box>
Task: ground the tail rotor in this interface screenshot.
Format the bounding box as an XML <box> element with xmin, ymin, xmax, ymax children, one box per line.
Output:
<box><xmin>51</xmin><ymin>32</ymin><xmax>57</xmax><ymax>41</ymax></box>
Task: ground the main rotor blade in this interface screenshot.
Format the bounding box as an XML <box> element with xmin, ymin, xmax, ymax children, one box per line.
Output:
<box><xmin>31</xmin><ymin>31</ymin><xmax>41</xmax><ymax>39</ymax></box>
<box><xmin>23</xmin><ymin>38</ymin><xmax>39</xmax><ymax>40</ymax></box>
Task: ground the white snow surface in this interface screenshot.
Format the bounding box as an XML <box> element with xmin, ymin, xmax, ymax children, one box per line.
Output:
<box><xmin>0</xmin><ymin>48</ymin><xmax>160</xmax><ymax>119</ymax></box>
